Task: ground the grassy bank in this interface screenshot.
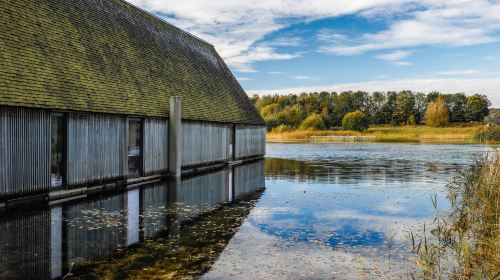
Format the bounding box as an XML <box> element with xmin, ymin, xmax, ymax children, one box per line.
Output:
<box><xmin>410</xmin><ymin>148</ymin><xmax>499</xmax><ymax>279</ymax></box>
<box><xmin>267</xmin><ymin>124</ymin><xmax>500</xmax><ymax>144</ymax></box>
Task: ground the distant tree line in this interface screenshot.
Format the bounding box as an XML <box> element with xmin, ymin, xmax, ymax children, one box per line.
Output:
<box><xmin>251</xmin><ymin>91</ymin><xmax>491</xmax><ymax>131</ymax></box>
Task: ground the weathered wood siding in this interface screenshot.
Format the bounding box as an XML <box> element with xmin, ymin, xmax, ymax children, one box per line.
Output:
<box><xmin>143</xmin><ymin>118</ymin><xmax>168</xmax><ymax>174</ymax></box>
<box><xmin>0</xmin><ymin>107</ymin><xmax>51</xmax><ymax>199</ymax></box>
<box><xmin>67</xmin><ymin>113</ymin><xmax>127</xmax><ymax>185</ymax></box>
<box><xmin>182</xmin><ymin>121</ymin><xmax>230</xmax><ymax>167</ymax></box>
<box><xmin>234</xmin><ymin>160</ymin><xmax>265</xmax><ymax>198</ymax></box>
<box><xmin>235</xmin><ymin>125</ymin><xmax>266</xmax><ymax>159</ymax></box>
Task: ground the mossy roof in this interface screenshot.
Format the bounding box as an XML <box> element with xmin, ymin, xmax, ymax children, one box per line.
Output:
<box><xmin>0</xmin><ymin>0</ymin><xmax>264</xmax><ymax>125</ymax></box>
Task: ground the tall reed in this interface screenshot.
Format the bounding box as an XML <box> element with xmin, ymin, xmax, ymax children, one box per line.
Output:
<box><xmin>410</xmin><ymin>147</ymin><xmax>500</xmax><ymax>279</ymax></box>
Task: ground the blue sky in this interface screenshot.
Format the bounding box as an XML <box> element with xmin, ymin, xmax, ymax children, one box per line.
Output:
<box><xmin>129</xmin><ymin>0</ymin><xmax>500</xmax><ymax>106</ymax></box>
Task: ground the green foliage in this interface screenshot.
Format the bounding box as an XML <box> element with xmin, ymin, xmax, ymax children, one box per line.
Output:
<box><xmin>393</xmin><ymin>91</ymin><xmax>416</xmax><ymax>124</ymax></box>
<box><xmin>342</xmin><ymin>110</ymin><xmax>369</xmax><ymax>132</ymax></box>
<box><xmin>465</xmin><ymin>94</ymin><xmax>491</xmax><ymax>122</ymax></box>
<box><xmin>263</xmin><ymin>115</ymin><xmax>280</xmax><ymax>131</ymax></box>
<box><xmin>271</xmin><ymin>124</ymin><xmax>293</xmax><ymax>133</ymax></box>
<box><xmin>445</xmin><ymin>92</ymin><xmax>467</xmax><ymax>122</ymax></box>
<box><xmin>299</xmin><ymin>113</ymin><xmax>325</xmax><ymax>131</ymax></box>
<box><xmin>252</xmin><ymin>91</ymin><xmax>491</xmax><ymax>131</ymax></box>
<box><xmin>425</xmin><ymin>96</ymin><xmax>449</xmax><ymax>127</ymax></box>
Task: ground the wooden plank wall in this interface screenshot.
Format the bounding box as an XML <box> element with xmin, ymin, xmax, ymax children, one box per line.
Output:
<box><xmin>235</xmin><ymin>125</ymin><xmax>266</xmax><ymax>159</ymax></box>
<box><xmin>0</xmin><ymin>107</ymin><xmax>51</xmax><ymax>199</ymax></box>
<box><xmin>67</xmin><ymin>113</ymin><xmax>127</xmax><ymax>185</ymax></box>
<box><xmin>181</xmin><ymin>121</ymin><xmax>230</xmax><ymax>167</ymax></box>
<box><xmin>143</xmin><ymin>118</ymin><xmax>168</xmax><ymax>175</ymax></box>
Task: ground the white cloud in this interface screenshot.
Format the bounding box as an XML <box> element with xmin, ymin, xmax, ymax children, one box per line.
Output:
<box><xmin>128</xmin><ymin>0</ymin><xmax>500</xmax><ymax>71</ymax></box>
<box><xmin>236</xmin><ymin>77</ymin><xmax>253</xmax><ymax>81</ymax></box>
<box><xmin>247</xmin><ymin>77</ymin><xmax>500</xmax><ymax>107</ymax></box>
<box><xmin>268</xmin><ymin>71</ymin><xmax>284</xmax><ymax>74</ymax></box>
<box><xmin>435</xmin><ymin>69</ymin><xmax>484</xmax><ymax>76</ymax></box>
<box><xmin>292</xmin><ymin>75</ymin><xmax>314</xmax><ymax>80</ymax></box>
<box><xmin>375</xmin><ymin>50</ymin><xmax>413</xmax><ymax>66</ymax></box>
<box><xmin>267</xmin><ymin>36</ymin><xmax>303</xmax><ymax>47</ymax></box>
<box><xmin>482</xmin><ymin>55</ymin><xmax>500</xmax><ymax>61</ymax></box>
<box><xmin>320</xmin><ymin>1</ymin><xmax>500</xmax><ymax>55</ymax></box>
<box><xmin>128</xmin><ymin>0</ymin><xmax>414</xmax><ymax>71</ymax></box>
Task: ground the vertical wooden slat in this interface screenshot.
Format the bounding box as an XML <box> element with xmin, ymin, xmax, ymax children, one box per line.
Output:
<box><xmin>0</xmin><ymin>107</ymin><xmax>51</xmax><ymax>199</ymax></box>
<box><xmin>67</xmin><ymin>113</ymin><xmax>126</xmax><ymax>185</ymax></box>
<box><xmin>181</xmin><ymin>121</ymin><xmax>231</xmax><ymax>167</ymax></box>
<box><xmin>143</xmin><ymin>118</ymin><xmax>168</xmax><ymax>174</ymax></box>
<box><xmin>235</xmin><ymin>125</ymin><xmax>266</xmax><ymax>159</ymax></box>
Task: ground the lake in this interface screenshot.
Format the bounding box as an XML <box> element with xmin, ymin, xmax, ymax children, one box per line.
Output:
<box><xmin>0</xmin><ymin>143</ymin><xmax>489</xmax><ymax>279</ymax></box>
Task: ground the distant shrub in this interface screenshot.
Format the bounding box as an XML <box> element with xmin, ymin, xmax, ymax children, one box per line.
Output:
<box><xmin>342</xmin><ymin>110</ymin><xmax>368</xmax><ymax>132</ymax></box>
<box><xmin>465</xmin><ymin>94</ymin><xmax>490</xmax><ymax>122</ymax></box>
<box><xmin>406</xmin><ymin>115</ymin><xmax>417</xmax><ymax>126</ymax></box>
<box><xmin>474</xmin><ymin>126</ymin><xmax>500</xmax><ymax>142</ymax></box>
<box><xmin>299</xmin><ymin>113</ymin><xmax>325</xmax><ymax>131</ymax></box>
<box><xmin>425</xmin><ymin>96</ymin><xmax>449</xmax><ymax>127</ymax></box>
<box><xmin>264</xmin><ymin>116</ymin><xmax>280</xmax><ymax>131</ymax></box>
<box><xmin>272</xmin><ymin>124</ymin><xmax>293</xmax><ymax>133</ymax></box>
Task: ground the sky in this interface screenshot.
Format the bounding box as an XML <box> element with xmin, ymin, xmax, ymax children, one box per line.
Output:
<box><xmin>129</xmin><ymin>0</ymin><xmax>500</xmax><ymax>107</ymax></box>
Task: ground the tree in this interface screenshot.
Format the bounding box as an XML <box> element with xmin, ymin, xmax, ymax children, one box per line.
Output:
<box><xmin>250</xmin><ymin>94</ymin><xmax>260</xmax><ymax>105</ymax></box>
<box><xmin>414</xmin><ymin>92</ymin><xmax>427</xmax><ymax>124</ymax></box>
<box><xmin>289</xmin><ymin>104</ymin><xmax>306</xmax><ymax>128</ymax></box>
<box><xmin>426</xmin><ymin>91</ymin><xmax>441</xmax><ymax>103</ymax></box>
<box><xmin>425</xmin><ymin>96</ymin><xmax>449</xmax><ymax>127</ymax></box>
<box><xmin>299</xmin><ymin>113</ymin><xmax>325</xmax><ymax>131</ymax></box>
<box><xmin>392</xmin><ymin>91</ymin><xmax>416</xmax><ymax>124</ymax></box>
<box><xmin>464</xmin><ymin>94</ymin><xmax>490</xmax><ymax>122</ymax></box>
<box><xmin>332</xmin><ymin>91</ymin><xmax>355</xmax><ymax>125</ymax></box>
<box><xmin>342</xmin><ymin>110</ymin><xmax>369</xmax><ymax>132</ymax></box>
<box><xmin>445</xmin><ymin>93</ymin><xmax>467</xmax><ymax>122</ymax></box>
<box><xmin>368</xmin><ymin>92</ymin><xmax>386</xmax><ymax>124</ymax></box>
<box><xmin>380</xmin><ymin>91</ymin><xmax>397</xmax><ymax>124</ymax></box>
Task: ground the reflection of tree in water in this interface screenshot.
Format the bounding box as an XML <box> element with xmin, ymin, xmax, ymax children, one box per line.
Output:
<box><xmin>72</xmin><ymin>190</ymin><xmax>264</xmax><ymax>279</ymax></box>
<box><xmin>265</xmin><ymin>157</ymin><xmax>461</xmax><ymax>184</ymax></box>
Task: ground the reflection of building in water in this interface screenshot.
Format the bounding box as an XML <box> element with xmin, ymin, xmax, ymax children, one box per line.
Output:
<box><xmin>0</xmin><ymin>161</ymin><xmax>264</xmax><ymax>279</ymax></box>
<box><xmin>234</xmin><ymin>161</ymin><xmax>266</xmax><ymax>199</ymax></box>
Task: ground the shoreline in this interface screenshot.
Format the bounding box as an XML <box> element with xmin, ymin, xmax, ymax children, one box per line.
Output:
<box><xmin>266</xmin><ymin>124</ymin><xmax>499</xmax><ymax>144</ymax></box>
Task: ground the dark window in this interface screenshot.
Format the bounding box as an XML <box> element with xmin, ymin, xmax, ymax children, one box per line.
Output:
<box><xmin>229</xmin><ymin>125</ymin><xmax>235</xmax><ymax>160</ymax></box>
<box><xmin>51</xmin><ymin>114</ymin><xmax>65</xmax><ymax>187</ymax></box>
<box><xmin>128</xmin><ymin>119</ymin><xmax>142</xmax><ymax>176</ymax></box>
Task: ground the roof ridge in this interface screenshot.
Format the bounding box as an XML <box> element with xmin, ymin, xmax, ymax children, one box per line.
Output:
<box><xmin>118</xmin><ymin>0</ymin><xmax>213</xmax><ymax>47</ymax></box>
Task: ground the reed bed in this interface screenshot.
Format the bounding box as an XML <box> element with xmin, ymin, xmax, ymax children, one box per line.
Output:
<box><xmin>267</xmin><ymin>125</ymin><xmax>484</xmax><ymax>143</ymax></box>
<box><xmin>409</xmin><ymin>147</ymin><xmax>500</xmax><ymax>279</ymax></box>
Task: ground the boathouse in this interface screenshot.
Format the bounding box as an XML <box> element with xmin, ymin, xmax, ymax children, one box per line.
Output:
<box><xmin>0</xmin><ymin>0</ymin><xmax>265</xmax><ymax>205</ymax></box>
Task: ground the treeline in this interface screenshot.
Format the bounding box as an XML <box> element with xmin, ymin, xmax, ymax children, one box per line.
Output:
<box><xmin>251</xmin><ymin>91</ymin><xmax>491</xmax><ymax>131</ymax></box>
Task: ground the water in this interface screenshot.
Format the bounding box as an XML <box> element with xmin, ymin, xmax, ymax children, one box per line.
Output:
<box><xmin>0</xmin><ymin>143</ymin><xmax>488</xmax><ymax>279</ymax></box>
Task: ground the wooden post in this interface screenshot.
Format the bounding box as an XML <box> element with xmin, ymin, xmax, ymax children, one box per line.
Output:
<box><xmin>169</xmin><ymin>96</ymin><xmax>182</xmax><ymax>177</ymax></box>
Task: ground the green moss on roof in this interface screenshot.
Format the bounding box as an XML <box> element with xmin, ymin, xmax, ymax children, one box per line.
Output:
<box><xmin>0</xmin><ymin>0</ymin><xmax>264</xmax><ymax>125</ymax></box>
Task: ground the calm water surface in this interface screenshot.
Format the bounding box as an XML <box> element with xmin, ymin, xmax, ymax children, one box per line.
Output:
<box><xmin>0</xmin><ymin>143</ymin><xmax>488</xmax><ymax>279</ymax></box>
<box><xmin>204</xmin><ymin>143</ymin><xmax>488</xmax><ymax>279</ymax></box>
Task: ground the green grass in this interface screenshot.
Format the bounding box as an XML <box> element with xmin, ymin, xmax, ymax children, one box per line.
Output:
<box><xmin>266</xmin><ymin>124</ymin><xmax>498</xmax><ymax>143</ymax></box>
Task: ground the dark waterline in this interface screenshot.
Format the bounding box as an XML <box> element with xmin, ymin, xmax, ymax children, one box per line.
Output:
<box><xmin>0</xmin><ymin>143</ymin><xmax>489</xmax><ymax>279</ymax></box>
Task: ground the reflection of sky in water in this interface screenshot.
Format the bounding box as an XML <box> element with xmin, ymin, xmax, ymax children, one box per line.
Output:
<box><xmin>205</xmin><ymin>143</ymin><xmax>489</xmax><ymax>279</ymax></box>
